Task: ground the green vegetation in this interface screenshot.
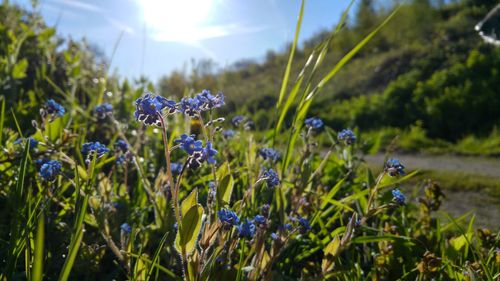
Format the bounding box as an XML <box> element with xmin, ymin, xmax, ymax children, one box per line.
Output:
<box><xmin>158</xmin><ymin>0</ymin><xmax>500</xmax><ymax>155</ymax></box>
<box><xmin>0</xmin><ymin>0</ymin><xmax>499</xmax><ymax>280</ymax></box>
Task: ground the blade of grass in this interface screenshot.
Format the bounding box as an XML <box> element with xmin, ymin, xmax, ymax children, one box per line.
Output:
<box><xmin>32</xmin><ymin>211</ymin><xmax>45</xmax><ymax>281</ymax></box>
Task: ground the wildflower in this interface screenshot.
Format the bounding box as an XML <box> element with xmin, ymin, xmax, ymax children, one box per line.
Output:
<box><xmin>392</xmin><ymin>188</ymin><xmax>406</xmax><ymax>205</ymax></box>
<box><xmin>179</xmin><ymin>97</ymin><xmax>202</xmax><ymax>117</ymax></box>
<box><xmin>305</xmin><ymin>117</ymin><xmax>324</xmax><ymax>130</ymax></box>
<box><xmin>297</xmin><ymin>217</ymin><xmax>312</xmax><ymax>234</ymax></box>
<box><xmin>218</xmin><ymin>209</ymin><xmax>240</xmax><ymax>226</ymax></box>
<box><xmin>120</xmin><ymin>223</ymin><xmax>132</xmax><ymax>234</ymax></box>
<box><xmin>116</xmin><ymin>155</ymin><xmax>126</xmax><ymax>165</ymax></box>
<box><xmin>44</xmin><ymin>99</ymin><xmax>65</xmax><ymax>117</ymax></box>
<box><xmin>271</xmin><ymin>232</ymin><xmax>279</xmax><ymax>240</ymax></box>
<box><xmin>261</xmin><ymin>168</ymin><xmax>280</xmax><ymax>188</ymax></box>
<box><xmin>385</xmin><ymin>158</ymin><xmax>405</xmax><ymax>176</ymax></box>
<box><xmin>114</xmin><ymin>139</ymin><xmax>128</xmax><ymax>153</ymax></box>
<box><xmin>222</xmin><ymin>129</ymin><xmax>235</xmax><ymax>139</ymax></box>
<box><xmin>338</xmin><ymin>129</ymin><xmax>356</xmax><ymax>145</ymax></box>
<box><xmin>231</xmin><ymin>116</ymin><xmax>245</xmax><ymax>127</ymax></box>
<box><xmin>284</xmin><ymin>224</ymin><xmax>293</xmax><ymax>231</ymax></box>
<box><xmin>254</xmin><ymin>215</ymin><xmax>266</xmax><ymax>227</ymax></box>
<box><xmin>186</xmin><ymin>151</ymin><xmax>204</xmax><ymax>169</ymax></box>
<box><xmin>258</xmin><ymin>148</ymin><xmax>281</xmax><ymax>163</ymax></box>
<box><xmin>94</xmin><ymin>103</ymin><xmax>113</xmax><ymax>119</ymax></box>
<box><xmin>244</xmin><ymin>120</ymin><xmax>255</xmax><ymax>130</ymax></box>
<box><xmin>261</xmin><ymin>204</ymin><xmax>270</xmax><ymax>217</ymax></box>
<box><xmin>203</xmin><ymin>141</ymin><xmax>218</xmax><ymax>164</ymax></box>
<box><xmin>134</xmin><ymin>94</ymin><xmax>176</xmax><ymax>126</ymax></box>
<box><xmin>38</xmin><ymin>160</ymin><xmax>62</xmax><ymax>181</ymax></box>
<box><xmin>196</xmin><ymin>90</ymin><xmax>225</xmax><ymax>110</ymax></box>
<box><xmin>14</xmin><ymin>137</ymin><xmax>38</xmax><ymax>150</ymax></box>
<box><xmin>175</xmin><ymin>134</ymin><xmax>203</xmax><ymax>155</ymax></box>
<box><xmin>170</xmin><ymin>162</ymin><xmax>183</xmax><ymax>174</ymax></box>
<box><xmin>237</xmin><ymin>218</ymin><xmax>256</xmax><ymax>239</ymax></box>
<box><xmin>81</xmin><ymin>142</ymin><xmax>110</xmax><ymax>159</ymax></box>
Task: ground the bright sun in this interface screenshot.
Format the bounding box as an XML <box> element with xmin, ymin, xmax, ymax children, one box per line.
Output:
<box><xmin>140</xmin><ymin>0</ymin><xmax>214</xmax><ymax>43</ymax></box>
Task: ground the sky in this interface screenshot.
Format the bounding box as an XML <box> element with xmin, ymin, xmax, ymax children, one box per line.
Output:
<box><xmin>12</xmin><ymin>0</ymin><xmax>354</xmax><ymax>81</ymax></box>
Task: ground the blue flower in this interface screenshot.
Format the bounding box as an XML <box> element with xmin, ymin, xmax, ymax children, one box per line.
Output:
<box><xmin>14</xmin><ymin>137</ymin><xmax>38</xmax><ymax>150</ymax></box>
<box><xmin>203</xmin><ymin>141</ymin><xmax>218</xmax><ymax>164</ymax></box>
<box><xmin>237</xmin><ymin>218</ymin><xmax>256</xmax><ymax>239</ymax></box>
<box><xmin>81</xmin><ymin>142</ymin><xmax>110</xmax><ymax>158</ymax></box>
<box><xmin>254</xmin><ymin>215</ymin><xmax>266</xmax><ymax>227</ymax></box>
<box><xmin>297</xmin><ymin>217</ymin><xmax>312</xmax><ymax>234</ymax></box>
<box><xmin>116</xmin><ymin>155</ymin><xmax>126</xmax><ymax>165</ymax></box>
<box><xmin>244</xmin><ymin>120</ymin><xmax>255</xmax><ymax>130</ymax></box>
<box><xmin>338</xmin><ymin>129</ymin><xmax>356</xmax><ymax>145</ymax></box>
<box><xmin>284</xmin><ymin>224</ymin><xmax>293</xmax><ymax>231</ymax></box>
<box><xmin>120</xmin><ymin>223</ymin><xmax>132</xmax><ymax>234</ymax></box>
<box><xmin>44</xmin><ymin>99</ymin><xmax>65</xmax><ymax>117</ymax></box>
<box><xmin>392</xmin><ymin>188</ymin><xmax>406</xmax><ymax>205</ymax></box>
<box><xmin>305</xmin><ymin>117</ymin><xmax>324</xmax><ymax>130</ymax></box>
<box><xmin>134</xmin><ymin>94</ymin><xmax>176</xmax><ymax>126</ymax></box>
<box><xmin>385</xmin><ymin>158</ymin><xmax>405</xmax><ymax>177</ymax></box>
<box><xmin>114</xmin><ymin>139</ymin><xmax>128</xmax><ymax>153</ymax></box>
<box><xmin>94</xmin><ymin>103</ymin><xmax>113</xmax><ymax>119</ymax></box>
<box><xmin>170</xmin><ymin>162</ymin><xmax>183</xmax><ymax>174</ymax></box>
<box><xmin>175</xmin><ymin>134</ymin><xmax>203</xmax><ymax>155</ymax></box>
<box><xmin>39</xmin><ymin>160</ymin><xmax>62</xmax><ymax>181</ymax></box>
<box><xmin>196</xmin><ymin>90</ymin><xmax>225</xmax><ymax>110</ymax></box>
<box><xmin>222</xmin><ymin>129</ymin><xmax>235</xmax><ymax>139</ymax></box>
<box><xmin>258</xmin><ymin>148</ymin><xmax>281</xmax><ymax>163</ymax></box>
<box><xmin>231</xmin><ymin>116</ymin><xmax>245</xmax><ymax>127</ymax></box>
<box><xmin>271</xmin><ymin>232</ymin><xmax>279</xmax><ymax>240</ymax></box>
<box><xmin>218</xmin><ymin>209</ymin><xmax>240</xmax><ymax>226</ymax></box>
<box><xmin>179</xmin><ymin>97</ymin><xmax>202</xmax><ymax>117</ymax></box>
<box><xmin>262</xmin><ymin>168</ymin><xmax>280</xmax><ymax>188</ymax></box>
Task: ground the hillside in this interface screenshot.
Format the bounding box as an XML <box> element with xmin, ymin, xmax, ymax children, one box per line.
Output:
<box><xmin>158</xmin><ymin>0</ymin><xmax>500</xmax><ymax>146</ymax></box>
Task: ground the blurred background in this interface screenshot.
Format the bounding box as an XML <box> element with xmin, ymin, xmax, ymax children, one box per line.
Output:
<box><xmin>3</xmin><ymin>0</ymin><xmax>500</xmax><ymax>227</ymax></box>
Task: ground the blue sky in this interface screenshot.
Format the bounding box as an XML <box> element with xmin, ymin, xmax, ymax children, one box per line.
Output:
<box><xmin>13</xmin><ymin>0</ymin><xmax>353</xmax><ymax>80</ymax></box>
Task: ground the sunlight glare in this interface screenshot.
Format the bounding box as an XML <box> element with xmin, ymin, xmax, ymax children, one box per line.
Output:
<box><xmin>140</xmin><ymin>0</ymin><xmax>214</xmax><ymax>43</ymax></box>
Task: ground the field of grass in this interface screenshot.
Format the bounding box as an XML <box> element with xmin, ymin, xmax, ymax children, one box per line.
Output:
<box><xmin>0</xmin><ymin>1</ymin><xmax>499</xmax><ymax>280</ymax></box>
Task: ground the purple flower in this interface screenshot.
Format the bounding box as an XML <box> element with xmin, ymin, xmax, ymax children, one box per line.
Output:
<box><xmin>134</xmin><ymin>94</ymin><xmax>176</xmax><ymax>126</ymax></box>
<box><xmin>222</xmin><ymin>129</ymin><xmax>235</xmax><ymax>139</ymax></box>
<box><xmin>218</xmin><ymin>209</ymin><xmax>240</xmax><ymax>226</ymax></box>
<box><xmin>231</xmin><ymin>116</ymin><xmax>245</xmax><ymax>127</ymax></box>
<box><xmin>179</xmin><ymin>97</ymin><xmax>202</xmax><ymax>117</ymax></box>
<box><xmin>196</xmin><ymin>90</ymin><xmax>225</xmax><ymax>110</ymax></box>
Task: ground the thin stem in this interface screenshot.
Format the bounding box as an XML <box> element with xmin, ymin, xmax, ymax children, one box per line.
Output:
<box><xmin>365</xmin><ymin>171</ymin><xmax>386</xmax><ymax>214</ymax></box>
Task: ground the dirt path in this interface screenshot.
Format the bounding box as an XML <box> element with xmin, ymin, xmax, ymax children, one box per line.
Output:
<box><xmin>364</xmin><ymin>153</ymin><xmax>500</xmax><ymax>229</ymax></box>
<box><xmin>364</xmin><ymin>153</ymin><xmax>500</xmax><ymax>178</ymax></box>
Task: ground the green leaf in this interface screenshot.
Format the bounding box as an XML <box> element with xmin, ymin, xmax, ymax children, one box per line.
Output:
<box><xmin>181</xmin><ymin>189</ymin><xmax>198</xmax><ymax>216</ymax></box>
<box><xmin>217</xmin><ymin>174</ymin><xmax>234</xmax><ymax>208</ymax></box>
<box><xmin>45</xmin><ymin>116</ymin><xmax>64</xmax><ymax>143</ymax></box>
<box><xmin>12</xmin><ymin>58</ymin><xmax>28</xmax><ymax>79</ymax></box>
<box><xmin>177</xmin><ymin>204</ymin><xmax>204</xmax><ymax>255</ymax></box>
<box><xmin>32</xmin><ymin>212</ymin><xmax>45</xmax><ymax>281</ymax></box>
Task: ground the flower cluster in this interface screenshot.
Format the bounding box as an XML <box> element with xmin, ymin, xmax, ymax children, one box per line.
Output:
<box><xmin>385</xmin><ymin>158</ymin><xmax>405</xmax><ymax>176</ymax></box>
<box><xmin>94</xmin><ymin>103</ymin><xmax>113</xmax><ymax>119</ymax></box>
<box><xmin>261</xmin><ymin>168</ymin><xmax>280</xmax><ymax>188</ymax></box>
<box><xmin>134</xmin><ymin>94</ymin><xmax>176</xmax><ymax>126</ymax></box>
<box><xmin>44</xmin><ymin>99</ymin><xmax>65</xmax><ymax>117</ymax></box>
<box><xmin>178</xmin><ymin>90</ymin><xmax>224</xmax><ymax>117</ymax></box>
<box><xmin>237</xmin><ymin>218</ymin><xmax>256</xmax><ymax>239</ymax></box>
<box><xmin>218</xmin><ymin>209</ymin><xmax>240</xmax><ymax>227</ymax></box>
<box><xmin>295</xmin><ymin>217</ymin><xmax>312</xmax><ymax>234</ymax></box>
<box><xmin>82</xmin><ymin>142</ymin><xmax>110</xmax><ymax>161</ymax></box>
<box><xmin>113</xmin><ymin>139</ymin><xmax>129</xmax><ymax>165</ymax></box>
<box><xmin>392</xmin><ymin>188</ymin><xmax>406</xmax><ymax>205</ymax></box>
<box><xmin>338</xmin><ymin>129</ymin><xmax>356</xmax><ymax>145</ymax></box>
<box><xmin>222</xmin><ymin>129</ymin><xmax>235</xmax><ymax>139</ymax></box>
<box><xmin>36</xmin><ymin>159</ymin><xmax>62</xmax><ymax>181</ymax></box>
<box><xmin>258</xmin><ymin>148</ymin><xmax>281</xmax><ymax>163</ymax></box>
<box><xmin>175</xmin><ymin>134</ymin><xmax>218</xmax><ymax>169</ymax></box>
<box><xmin>305</xmin><ymin>117</ymin><xmax>324</xmax><ymax>130</ymax></box>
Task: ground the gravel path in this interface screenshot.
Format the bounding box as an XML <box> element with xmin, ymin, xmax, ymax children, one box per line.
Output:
<box><xmin>364</xmin><ymin>153</ymin><xmax>500</xmax><ymax>229</ymax></box>
<box><xmin>364</xmin><ymin>153</ymin><xmax>500</xmax><ymax>178</ymax></box>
